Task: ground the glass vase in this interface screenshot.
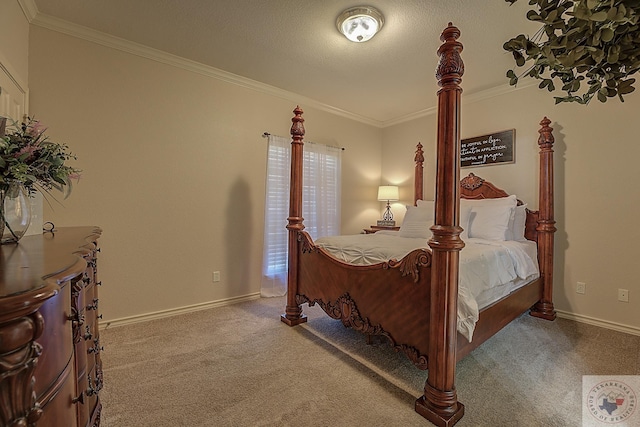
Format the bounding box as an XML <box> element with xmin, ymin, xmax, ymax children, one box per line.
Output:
<box><xmin>0</xmin><ymin>181</ymin><xmax>33</xmax><ymax>244</ymax></box>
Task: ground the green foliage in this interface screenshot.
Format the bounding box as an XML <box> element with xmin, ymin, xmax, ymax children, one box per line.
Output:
<box><xmin>504</xmin><ymin>0</ymin><xmax>640</xmax><ymax>104</ymax></box>
<box><xmin>0</xmin><ymin>117</ymin><xmax>81</xmax><ymax>198</ymax></box>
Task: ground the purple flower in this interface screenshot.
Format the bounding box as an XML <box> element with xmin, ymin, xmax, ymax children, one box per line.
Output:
<box><xmin>25</xmin><ymin>120</ymin><xmax>46</xmax><ymax>139</ymax></box>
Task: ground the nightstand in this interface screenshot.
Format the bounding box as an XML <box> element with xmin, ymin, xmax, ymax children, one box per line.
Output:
<box><xmin>363</xmin><ymin>225</ymin><xmax>400</xmax><ymax>234</ymax></box>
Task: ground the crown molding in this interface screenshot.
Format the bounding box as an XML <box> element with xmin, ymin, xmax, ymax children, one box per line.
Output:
<box><xmin>380</xmin><ymin>81</ymin><xmax>537</xmax><ymax>128</ymax></box>
<box><xmin>29</xmin><ymin>13</ymin><xmax>383</xmax><ymax>128</ymax></box>
<box><xmin>17</xmin><ymin>0</ymin><xmax>38</xmax><ymax>21</ymax></box>
<box><xmin>27</xmin><ymin>10</ymin><xmax>535</xmax><ymax>130</ymax></box>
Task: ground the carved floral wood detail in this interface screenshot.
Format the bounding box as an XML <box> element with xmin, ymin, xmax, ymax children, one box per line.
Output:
<box><xmin>0</xmin><ymin>313</ymin><xmax>45</xmax><ymax>426</ymax></box>
<box><xmin>297</xmin><ymin>293</ymin><xmax>429</xmax><ymax>370</ymax></box>
<box><xmin>436</xmin><ymin>24</ymin><xmax>464</xmax><ymax>88</ymax></box>
<box><xmin>460</xmin><ymin>173</ymin><xmax>484</xmax><ymax>191</ymax></box>
<box><xmin>388</xmin><ymin>249</ymin><xmax>431</xmax><ymax>283</ymax></box>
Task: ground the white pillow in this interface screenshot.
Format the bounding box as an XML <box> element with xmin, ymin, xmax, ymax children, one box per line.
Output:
<box><xmin>461</xmin><ymin>195</ymin><xmax>518</xmax><ymax>239</ymax></box>
<box><xmin>398</xmin><ymin>204</ymin><xmax>433</xmax><ymax>239</ymax></box>
<box><xmin>415</xmin><ymin>199</ymin><xmax>471</xmax><ymax>241</ymax></box>
<box><xmin>467</xmin><ymin>204</ymin><xmax>514</xmax><ymax>240</ymax></box>
<box><xmin>511</xmin><ymin>203</ymin><xmax>528</xmax><ymax>241</ymax></box>
<box><xmin>415</xmin><ymin>199</ymin><xmax>435</xmax><ymax>212</ymax></box>
<box><xmin>459</xmin><ymin>205</ymin><xmax>472</xmax><ymax>241</ymax></box>
<box><xmin>460</xmin><ymin>195</ymin><xmax>518</xmax><ymax>240</ymax></box>
<box><xmin>460</xmin><ymin>194</ymin><xmax>517</xmax><ymax>211</ymax></box>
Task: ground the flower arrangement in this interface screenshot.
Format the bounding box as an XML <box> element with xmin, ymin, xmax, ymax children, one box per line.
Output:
<box><xmin>0</xmin><ymin>116</ymin><xmax>81</xmax><ymax>198</ymax></box>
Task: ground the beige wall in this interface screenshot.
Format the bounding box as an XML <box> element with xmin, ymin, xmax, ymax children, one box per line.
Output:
<box><xmin>28</xmin><ymin>26</ymin><xmax>382</xmax><ymax>322</ymax></box>
<box><xmin>382</xmin><ymin>84</ymin><xmax>640</xmax><ymax>331</ymax></box>
<box><xmin>0</xmin><ymin>0</ymin><xmax>29</xmax><ymax>81</ymax></box>
<box><xmin>18</xmin><ymin>10</ymin><xmax>640</xmax><ymax>332</ymax></box>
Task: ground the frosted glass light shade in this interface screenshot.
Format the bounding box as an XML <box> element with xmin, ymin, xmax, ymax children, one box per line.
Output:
<box><xmin>336</xmin><ymin>6</ymin><xmax>384</xmax><ymax>43</ymax></box>
<box><xmin>377</xmin><ymin>185</ymin><xmax>399</xmax><ymax>201</ymax></box>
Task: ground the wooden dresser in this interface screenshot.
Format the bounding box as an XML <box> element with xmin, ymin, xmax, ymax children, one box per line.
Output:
<box><xmin>0</xmin><ymin>227</ymin><xmax>103</xmax><ymax>427</ymax></box>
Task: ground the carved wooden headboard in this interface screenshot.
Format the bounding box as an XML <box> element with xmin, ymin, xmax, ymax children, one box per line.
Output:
<box><xmin>460</xmin><ymin>173</ymin><xmax>511</xmax><ymax>200</ymax></box>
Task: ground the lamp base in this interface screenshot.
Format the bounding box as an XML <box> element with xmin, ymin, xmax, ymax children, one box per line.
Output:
<box><xmin>377</xmin><ymin>220</ymin><xmax>396</xmax><ymax>227</ymax></box>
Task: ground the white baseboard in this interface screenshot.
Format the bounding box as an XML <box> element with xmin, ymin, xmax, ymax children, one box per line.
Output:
<box><xmin>98</xmin><ymin>297</ymin><xmax>640</xmax><ymax>337</ymax></box>
<box><xmin>99</xmin><ymin>293</ymin><xmax>261</xmax><ymax>330</ymax></box>
<box><xmin>556</xmin><ymin>309</ymin><xmax>640</xmax><ymax>337</ymax></box>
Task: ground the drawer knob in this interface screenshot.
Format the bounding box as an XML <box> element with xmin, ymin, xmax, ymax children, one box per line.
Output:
<box><xmin>86</xmin><ymin>298</ymin><xmax>99</xmax><ymax>311</ymax></box>
<box><xmin>67</xmin><ymin>311</ymin><xmax>85</xmax><ymax>327</ymax></box>
<box><xmin>88</xmin><ymin>338</ymin><xmax>104</xmax><ymax>354</ymax></box>
<box><xmin>72</xmin><ymin>392</ymin><xmax>85</xmax><ymax>405</ymax></box>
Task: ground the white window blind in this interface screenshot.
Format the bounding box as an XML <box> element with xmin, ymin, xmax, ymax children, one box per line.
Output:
<box><xmin>261</xmin><ymin>135</ymin><xmax>342</xmax><ymax>297</ymax></box>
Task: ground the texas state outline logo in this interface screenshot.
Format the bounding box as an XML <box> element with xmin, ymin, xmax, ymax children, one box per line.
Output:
<box><xmin>585</xmin><ymin>378</ymin><xmax>637</xmax><ymax>425</ymax></box>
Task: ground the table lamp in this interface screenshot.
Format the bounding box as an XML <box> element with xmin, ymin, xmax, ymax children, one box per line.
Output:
<box><xmin>377</xmin><ymin>185</ymin><xmax>399</xmax><ymax>226</ymax></box>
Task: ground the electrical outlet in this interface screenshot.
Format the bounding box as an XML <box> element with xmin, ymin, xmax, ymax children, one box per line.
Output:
<box><xmin>213</xmin><ymin>271</ymin><xmax>221</xmax><ymax>282</ymax></box>
<box><xmin>576</xmin><ymin>282</ymin><xmax>586</xmax><ymax>294</ymax></box>
<box><xmin>618</xmin><ymin>288</ymin><xmax>629</xmax><ymax>302</ymax></box>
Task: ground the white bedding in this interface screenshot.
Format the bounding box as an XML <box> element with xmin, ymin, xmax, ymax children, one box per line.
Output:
<box><xmin>314</xmin><ymin>232</ymin><xmax>539</xmax><ymax>342</ymax></box>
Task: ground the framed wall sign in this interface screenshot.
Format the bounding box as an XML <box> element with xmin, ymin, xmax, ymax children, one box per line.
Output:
<box><xmin>461</xmin><ymin>129</ymin><xmax>515</xmax><ymax>168</ymax></box>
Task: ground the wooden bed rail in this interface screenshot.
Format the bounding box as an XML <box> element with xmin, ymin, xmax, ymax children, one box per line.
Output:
<box><xmin>415</xmin><ymin>23</ymin><xmax>466</xmax><ymax>427</ymax></box>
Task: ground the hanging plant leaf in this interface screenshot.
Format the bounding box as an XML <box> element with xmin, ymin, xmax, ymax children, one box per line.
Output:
<box><xmin>587</xmin><ymin>0</ymin><xmax>599</xmax><ymax>9</ymax></box>
<box><xmin>527</xmin><ymin>10</ymin><xmax>542</xmax><ymax>21</ymax></box>
<box><xmin>590</xmin><ymin>11</ymin><xmax>609</xmax><ymax>22</ymax></box>
<box><xmin>601</xmin><ymin>28</ymin><xmax>615</xmax><ymax>42</ymax></box>
<box><xmin>504</xmin><ymin>0</ymin><xmax>640</xmax><ymax>104</ymax></box>
<box><xmin>619</xmin><ymin>78</ymin><xmax>637</xmax><ymax>94</ymax></box>
<box><xmin>513</xmin><ymin>50</ymin><xmax>526</xmax><ymax>66</ymax></box>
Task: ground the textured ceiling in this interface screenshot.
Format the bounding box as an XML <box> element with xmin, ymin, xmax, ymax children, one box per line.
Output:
<box><xmin>30</xmin><ymin>0</ymin><xmax>539</xmax><ymax>126</ymax></box>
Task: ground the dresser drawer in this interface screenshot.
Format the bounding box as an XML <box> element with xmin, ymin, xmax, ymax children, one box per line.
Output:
<box><xmin>36</xmin><ymin>361</ymin><xmax>77</xmax><ymax>427</ymax></box>
<box><xmin>34</xmin><ymin>281</ymin><xmax>73</xmax><ymax>399</ymax></box>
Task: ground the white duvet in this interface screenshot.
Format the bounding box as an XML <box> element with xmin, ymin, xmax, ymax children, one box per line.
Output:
<box><xmin>314</xmin><ymin>231</ymin><xmax>539</xmax><ymax>341</ymax></box>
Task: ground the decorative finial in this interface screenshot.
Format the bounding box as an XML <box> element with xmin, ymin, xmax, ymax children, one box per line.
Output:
<box><xmin>538</xmin><ymin>117</ymin><xmax>554</xmax><ymax>147</ymax></box>
<box><xmin>415</xmin><ymin>142</ymin><xmax>424</xmax><ymax>164</ymax></box>
<box><xmin>291</xmin><ymin>106</ymin><xmax>305</xmax><ymax>141</ymax></box>
<box><xmin>436</xmin><ymin>23</ymin><xmax>464</xmax><ymax>89</ymax></box>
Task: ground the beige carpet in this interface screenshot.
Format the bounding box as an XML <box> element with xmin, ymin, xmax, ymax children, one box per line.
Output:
<box><xmin>99</xmin><ymin>297</ymin><xmax>640</xmax><ymax>426</ymax></box>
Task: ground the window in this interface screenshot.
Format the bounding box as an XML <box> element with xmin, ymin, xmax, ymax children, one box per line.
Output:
<box><xmin>261</xmin><ymin>135</ymin><xmax>342</xmax><ymax>297</ymax></box>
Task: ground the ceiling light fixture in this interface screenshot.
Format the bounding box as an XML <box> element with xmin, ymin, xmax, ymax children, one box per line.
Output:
<box><xmin>336</xmin><ymin>6</ymin><xmax>384</xmax><ymax>43</ymax></box>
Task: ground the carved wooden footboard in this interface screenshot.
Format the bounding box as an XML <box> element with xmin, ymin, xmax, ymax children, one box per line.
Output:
<box><xmin>296</xmin><ymin>231</ymin><xmax>432</xmax><ymax>369</ymax></box>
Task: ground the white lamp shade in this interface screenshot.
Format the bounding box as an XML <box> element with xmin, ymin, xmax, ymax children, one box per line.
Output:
<box><xmin>377</xmin><ymin>185</ymin><xmax>399</xmax><ymax>201</ymax></box>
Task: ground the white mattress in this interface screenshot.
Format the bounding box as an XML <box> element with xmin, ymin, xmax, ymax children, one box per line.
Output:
<box><xmin>314</xmin><ymin>232</ymin><xmax>539</xmax><ymax>342</ymax></box>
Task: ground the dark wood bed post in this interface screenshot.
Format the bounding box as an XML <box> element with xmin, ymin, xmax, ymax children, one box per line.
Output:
<box><xmin>281</xmin><ymin>106</ymin><xmax>308</xmax><ymax>326</ymax></box>
<box><xmin>530</xmin><ymin>117</ymin><xmax>557</xmax><ymax>320</ymax></box>
<box><xmin>415</xmin><ymin>23</ymin><xmax>465</xmax><ymax>426</ymax></box>
<box><xmin>414</xmin><ymin>143</ymin><xmax>425</xmax><ymax>204</ymax></box>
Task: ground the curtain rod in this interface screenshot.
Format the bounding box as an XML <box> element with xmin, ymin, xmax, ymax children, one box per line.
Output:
<box><xmin>262</xmin><ymin>132</ymin><xmax>345</xmax><ymax>151</ymax></box>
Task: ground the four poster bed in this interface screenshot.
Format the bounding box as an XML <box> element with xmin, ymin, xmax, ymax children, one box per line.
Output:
<box><xmin>280</xmin><ymin>23</ymin><xmax>556</xmax><ymax>426</ymax></box>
